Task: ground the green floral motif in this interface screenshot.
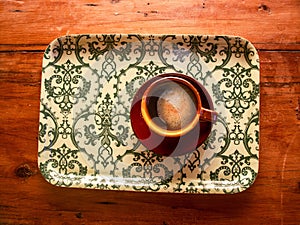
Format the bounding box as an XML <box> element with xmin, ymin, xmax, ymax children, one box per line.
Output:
<box><xmin>38</xmin><ymin>103</ymin><xmax>58</xmax><ymax>152</ymax></box>
<box><xmin>45</xmin><ymin>60</ymin><xmax>91</xmax><ymax>114</ymax></box>
<box><xmin>93</xmin><ymin>94</ymin><xmax>128</xmax><ymax>168</ymax></box>
<box><xmin>181</xmin><ymin>35</ymin><xmax>218</xmax><ymax>64</ymax></box>
<box><xmin>202</xmin><ymin>129</ymin><xmax>217</xmax><ymax>150</ymax></box>
<box><xmin>39</xmin><ymin>34</ymin><xmax>260</xmax><ymax>194</ymax></box>
<box><xmin>185</xmin><ymin>182</ymin><xmax>200</xmax><ymax>194</ymax></box>
<box><xmin>243</xmin><ymin>111</ymin><xmax>259</xmax><ymax>158</ymax></box>
<box><xmin>145</xmin><ymin>35</ymin><xmax>160</xmax><ymax>56</ymax></box>
<box><xmin>39</xmin><ymin>144</ymin><xmax>87</xmax><ymax>186</ymax></box>
<box><xmin>74</xmin><ymin>93</ymin><xmax>129</xmax><ymax>171</ymax></box>
<box><xmin>136</xmin><ymin>60</ymin><xmax>168</xmax><ymax>78</ymax></box>
<box><xmin>62</xmin><ymin>36</ymin><xmax>76</xmax><ymax>55</ymax></box>
<box><xmin>210</xmin><ymin>150</ymin><xmax>257</xmax><ymax>193</ymax></box>
<box><xmin>88</xmin><ymin>35</ymin><xmax>131</xmax><ymax>61</ymax></box>
<box><xmin>121</xmin><ymin>151</ymin><xmax>173</xmax><ymax>191</ymax></box>
<box><xmin>159</xmin><ymin>35</ymin><xmax>218</xmax><ymax>82</ymax></box>
<box><xmin>229</xmin><ymin>125</ymin><xmax>245</xmax><ymax>145</ymax></box>
<box><xmin>212</xmin><ymin>63</ymin><xmax>259</xmax><ymax>120</ymax></box>
<box><xmin>58</xmin><ymin>118</ymin><xmax>72</xmax><ymax>139</ymax></box>
<box><xmin>43</xmin><ymin>45</ymin><xmax>52</xmax><ymax>60</ymax></box>
<box><xmin>231</xmin><ymin>37</ymin><xmax>259</xmax><ymax>69</ymax></box>
<box><xmin>231</xmin><ymin>38</ymin><xmax>245</xmax><ymax>58</ymax></box>
<box><xmin>39</xmin><ymin>122</ymin><xmax>47</xmax><ymax>142</ymax></box>
<box><xmin>182</xmin><ymin>36</ymin><xmax>217</xmax><ymax>80</ymax></box>
<box><xmin>87</xmin><ymin>35</ymin><xmax>133</xmax><ymax>81</ymax></box>
<box><xmin>43</xmin><ymin>40</ymin><xmax>62</xmax><ymax>68</ymax></box>
<box><xmin>94</xmin><ymin>94</ymin><xmax>128</xmax><ymax>145</ymax></box>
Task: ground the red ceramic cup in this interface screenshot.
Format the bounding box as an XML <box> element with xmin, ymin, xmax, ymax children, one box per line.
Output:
<box><xmin>130</xmin><ymin>73</ymin><xmax>217</xmax><ymax>156</ymax></box>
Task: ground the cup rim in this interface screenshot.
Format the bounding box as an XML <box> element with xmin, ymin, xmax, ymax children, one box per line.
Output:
<box><xmin>141</xmin><ymin>76</ymin><xmax>202</xmax><ymax>137</ymax></box>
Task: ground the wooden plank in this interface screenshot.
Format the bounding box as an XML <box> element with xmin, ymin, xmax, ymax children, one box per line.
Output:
<box><xmin>1</xmin><ymin>0</ymin><xmax>300</xmax><ymax>223</ymax></box>
<box><xmin>0</xmin><ymin>50</ymin><xmax>299</xmax><ymax>224</ymax></box>
<box><xmin>0</xmin><ymin>0</ymin><xmax>299</xmax><ymax>49</ymax></box>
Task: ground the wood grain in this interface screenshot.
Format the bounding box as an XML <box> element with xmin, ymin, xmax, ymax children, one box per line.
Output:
<box><xmin>0</xmin><ymin>0</ymin><xmax>300</xmax><ymax>49</ymax></box>
<box><xmin>0</xmin><ymin>0</ymin><xmax>299</xmax><ymax>224</ymax></box>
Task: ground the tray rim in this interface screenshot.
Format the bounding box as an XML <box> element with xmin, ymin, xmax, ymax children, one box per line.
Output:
<box><xmin>38</xmin><ymin>33</ymin><xmax>260</xmax><ymax>194</ymax></box>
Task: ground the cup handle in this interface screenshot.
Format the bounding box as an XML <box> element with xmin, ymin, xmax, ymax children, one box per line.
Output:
<box><xmin>199</xmin><ymin>108</ymin><xmax>218</xmax><ymax>123</ymax></box>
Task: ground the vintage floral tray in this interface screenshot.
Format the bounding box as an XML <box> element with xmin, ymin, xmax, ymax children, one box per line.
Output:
<box><xmin>38</xmin><ymin>34</ymin><xmax>260</xmax><ymax>194</ymax></box>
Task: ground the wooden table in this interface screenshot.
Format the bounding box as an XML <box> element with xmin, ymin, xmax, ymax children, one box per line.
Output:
<box><xmin>1</xmin><ymin>0</ymin><xmax>299</xmax><ymax>224</ymax></box>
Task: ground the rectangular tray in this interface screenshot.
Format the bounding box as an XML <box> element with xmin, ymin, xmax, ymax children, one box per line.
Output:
<box><xmin>38</xmin><ymin>34</ymin><xmax>260</xmax><ymax>194</ymax></box>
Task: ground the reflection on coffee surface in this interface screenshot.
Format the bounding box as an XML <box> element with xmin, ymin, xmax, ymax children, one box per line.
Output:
<box><xmin>155</xmin><ymin>82</ymin><xmax>197</xmax><ymax>130</ymax></box>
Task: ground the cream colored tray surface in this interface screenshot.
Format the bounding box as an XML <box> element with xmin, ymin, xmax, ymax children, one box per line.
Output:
<box><xmin>38</xmin><ymin>34</ymin><xmax>260</xmax><ymax>194</ymax></box>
